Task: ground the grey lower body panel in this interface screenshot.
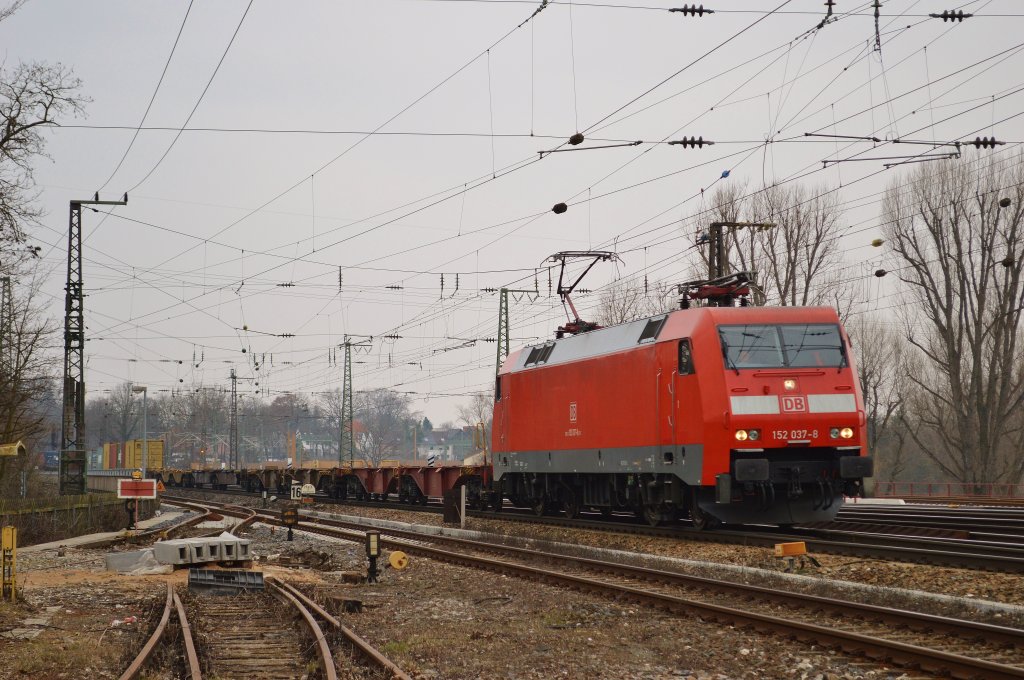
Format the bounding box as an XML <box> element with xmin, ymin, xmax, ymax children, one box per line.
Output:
<box><xmin>493</xmin><ymin>444</ymin><xmax>704</xmax><ymax>486</ymax></box>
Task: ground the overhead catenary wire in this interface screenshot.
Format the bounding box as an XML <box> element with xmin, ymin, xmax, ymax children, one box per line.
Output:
<box><xmin>58</xmin><ymin>2</ymin><xmax>1024</xmax><ymax>405</ymax></box>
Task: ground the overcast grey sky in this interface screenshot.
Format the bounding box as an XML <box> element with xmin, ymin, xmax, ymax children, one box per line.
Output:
<box><xmin>3</xmin><ymin>0</ymin><xmax>1022</xmax><ymax>424</ymax></box>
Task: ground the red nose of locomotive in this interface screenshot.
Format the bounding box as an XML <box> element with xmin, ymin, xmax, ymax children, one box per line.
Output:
<box><xmin>705</xmin><ymin>319</ymin><xmax>872</xmax><ymax>525</ymax></box>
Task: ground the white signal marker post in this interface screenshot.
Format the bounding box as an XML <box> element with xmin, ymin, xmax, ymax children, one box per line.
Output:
<box><xmin>460</xmin><ymin>485</ymin><xmax>467</xmax><ymax>529</ymax></box>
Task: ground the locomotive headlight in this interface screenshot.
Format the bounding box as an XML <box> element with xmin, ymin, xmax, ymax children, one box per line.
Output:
<box><xmin>829</xmin><ymin>427</ymin><xmax>840</xmax><ymax>439</ymax></box>
<box><xmin>748</xmin><ymin>429</ymin><xmax>761</xmax><ymax>441</ymax></box>
<box><xmin>735</xmin><ymin>429</ymin><xmax>749</xmax><ymax>441</ymax></box>
<box><xmin>783</xmin><ymin>379</ymin><xmax>797</xmax><ymax>391</ymax></box>
<box><xmin>840</xmin><ymin>427</ymin><xmax>854</xmax><ymax>439</ymax></box>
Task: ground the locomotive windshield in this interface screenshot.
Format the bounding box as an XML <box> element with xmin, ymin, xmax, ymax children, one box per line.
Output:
<box><xmin>718</xmin><ymin>323</ymin><xmax>846</xmax><ymax>369</ymax></box>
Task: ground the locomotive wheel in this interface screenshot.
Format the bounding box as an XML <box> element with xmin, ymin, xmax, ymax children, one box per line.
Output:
<box><xmin>642</xmin><ymin>504</ymin><xmax>663</xmax><ymax>527</ymax></box>
<box><xmin>531</xmin><ymin>497</ymin><xmax>547</xmax><ymax>516</ymax></box>
<box><xmin>690</xmin><ymin>497</ymin><xmax>720</xmax><ymax>531</ymax></box>
<box><xmin>561</xmin><ymin>490</ymin><xmax>580</xmax><ymax>520</ymax></box>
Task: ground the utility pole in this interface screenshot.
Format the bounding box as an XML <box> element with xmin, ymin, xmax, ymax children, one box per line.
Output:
<box><xmin>229</xmin><ymin>368</ymin><xmax>238</xmax><ymax>469</ymax></box>
<box><xmin>60</xmin><ymin>193</ymin><xmax>127</xmax><ymax>496</ymax></box>
<box><xmin>341</xmin><ymin>341</ymin><xmax>353</xmax><ymax>466</ymax></box>
<box><xmin>676</xmin><ymin>220</ymin><xmax>775</xmax><ymax>308</ymax></box>
<box><xmin>706</xmin><ymin>221</ymin><xmax>775</xmax><ymax>280</ymax></box>
<box><xmin>496</xmin><ymin>288</ymin><xmax>508</xmax><ymax>376</ymax></box>
<box><xmin>339</xmin><ymin>335</ymin><xmax>372</xmax><ymax>465</ymax></box>
<box><xmin>493</xmin><ymin>286</ymin><xmax>539</xmax><ymax>375</ymax></box>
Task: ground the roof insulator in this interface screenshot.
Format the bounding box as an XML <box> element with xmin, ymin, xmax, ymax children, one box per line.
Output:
<box><xmin>568</xmin><ymin>133</ymin><xmax>585</xmax><ymax>145</ymax></box>
<box><xmin>552</xmin><ymin>202</ymin><xmax>568</xmax><ymax>214</ymax></box>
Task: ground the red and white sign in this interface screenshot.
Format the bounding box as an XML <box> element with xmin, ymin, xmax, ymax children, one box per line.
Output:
<box><xmin>780</xmin><ymin>396</ymin><xmax>807</xmax><ymax>413</ymax></box>
<box><xmin>117</xmin><ymin>478</ymin><xmax>158</xmax><ymax>499</ymax></box>
<box><xmin>569</xmin><ymin>402</ymin><xmax>578</xmax><ymax>423</ymax></box>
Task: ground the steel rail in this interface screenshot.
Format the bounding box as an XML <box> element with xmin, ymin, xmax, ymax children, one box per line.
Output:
<box><xmin>225</xmin><ymin>504</ymin><xmax>258</xmax><ymax>534</ymax></box>
<box><xmin>297</xmin><ymin>518</ymin><xmax>1024</xmax><ymax>679</ymax></box>
<box><xmin>172</xmin><ymin>591</ymin><xmax>202</xmax><ymax>680</ymax></box>
<box><xmin>118</xmin><ymin>583</ymin><xmax>173</xmax><ymax>680</ymax></box>
<box><xmin>267</xmin><ymin>580</ymin><xmax>338</xmax><ymax>680</ymax></box>
<box><xmin>174</xmin><ymin>498</ymin><xmax>1024</xmax><ymax>680</ymax></box>
<box><xmin>161</xmin><ymin>491</ymin><xmax>1024</xmax><ymax>572</ymax></box>
<box><xmin>269</xmin><ymin>577</ymin><xmax>412</xmax><ymax>680</ymax></box>
<box><xmin>299</xmin><ymin>512</ymin><xmax>1024</xmax><ymax>648</ymax></box>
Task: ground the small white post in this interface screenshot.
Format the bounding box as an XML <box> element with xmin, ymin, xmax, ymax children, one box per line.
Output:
<box><xmin>460</xmin><ymin>485</ymin><xmax>467</xmax><ymax>529</ymax></box>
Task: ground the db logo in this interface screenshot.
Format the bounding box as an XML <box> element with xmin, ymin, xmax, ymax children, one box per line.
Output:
<box><xmin>569</xmin><ymin>402</ymin><xmax>578</xmax><ymax>423</ymax></box>
<box><xmin>780</xmin><ymin>396</ymin><xmax>807</xmax><ymax>413</ymax></box>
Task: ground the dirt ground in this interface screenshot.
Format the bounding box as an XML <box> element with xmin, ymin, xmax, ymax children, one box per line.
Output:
<box><xmin>0</xmin><ymin>520</ymin><xmax>919</xmax><ymax>680</ymax></box>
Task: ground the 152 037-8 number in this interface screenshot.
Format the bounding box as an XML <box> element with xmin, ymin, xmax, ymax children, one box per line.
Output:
<box><xmin>772</xmin><ymin>429</ymin><xmax>819</xmax><ymax>440</ymax></box>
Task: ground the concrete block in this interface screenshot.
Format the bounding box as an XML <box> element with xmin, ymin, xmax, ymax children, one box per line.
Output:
<box><xmin>153</xmin><ymin>540</ymin><xmax>192</xmax><ymax>566</ymax></box>
<box><xmin>105</xmin><ymin>549</ymin><xmax>173</xmax><ymax>575</ymax></box>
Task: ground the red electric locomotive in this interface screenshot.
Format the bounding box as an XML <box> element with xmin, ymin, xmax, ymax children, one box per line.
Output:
<box><xmin>491</xmin><ymin>304</ymin><xmax>873</xmax><ymax>527</ymax></box>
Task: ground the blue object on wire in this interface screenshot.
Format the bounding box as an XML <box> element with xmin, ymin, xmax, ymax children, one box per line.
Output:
<box><xmin>721</xmin><ymin>170</ymin><xmax>731</xmax><ymax>178</ymax></box>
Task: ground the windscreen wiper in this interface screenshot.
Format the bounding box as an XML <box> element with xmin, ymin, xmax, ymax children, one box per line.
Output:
<box><xmin>721</xmin><ymin>338</ymin><xmax>740</xmax><ymax>375</ymax></box>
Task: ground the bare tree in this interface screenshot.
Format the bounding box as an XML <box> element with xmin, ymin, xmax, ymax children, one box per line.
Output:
<box><xmin>847</xmin><ymin>313</ymin><xmax>914</xmax><ymax>482</ymax></box>
<box><xmin>318</xmin><ymin>387</ymin><xmax>343</xmax><ymax>459</ymax></box>
<box><xmin>0</xmin><ymin>274</ymin><xmax>56</xmax><ymax>494</ymax></box>
<box><xmin>883</xmin><ymin>156</ymin><xmax>1024</xmax><ymax>484</ymax></box>
<box><xmin>0</xmin><ymin>1</ymin><xmax>28</xmax><ymax>24</ymax></box>
<box><xmin>596</xmin><ymin>277</ymin><xmax>674</xmax><ymax>326</ymax></box>
<box><xmin>695</xmin><ymin>182</ymin><xmax>844</xmax><ymax>306</ymax></box>
<box><xmin>105</xmin><ymin>382</ymin><xmax>140</xmax><ymax>444</ymax></box>
<box><xmin>1</xmin><ymin>61</ymin><xmax>88</xmax><ymax>250</ymax></box>
<box><xmin>456</xmin><ymin>392</ymin><xmax>493</xmax><ymax>452</ymax></box>
<box><xmin>355</xmin><ymin>389</ymin><xmax>415</xmax><ymax>465</ymax></box>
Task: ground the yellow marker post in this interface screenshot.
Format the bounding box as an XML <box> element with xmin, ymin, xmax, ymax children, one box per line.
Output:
<box><xmin>774</xmin><ymin>541</ymin><xmax>820</xmax><ymax>573</ymax></box>
<box><xmin>2</xmin><ymin>526</ymin><xmax>16</xmax><ymax>602</ymax></box>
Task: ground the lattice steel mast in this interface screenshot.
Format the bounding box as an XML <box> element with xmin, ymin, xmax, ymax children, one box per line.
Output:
<box><xmin>60</xmin><ymin>194</ymin><xmax>126</xmax><ymax>495</ymax></box>
<box><xmin>229</xmin><ymin>368</ymin><xmax>238</xmax><ymax>468</ymax></box>
<box><xmin>339</xmin><ymin>335</ymin><xmax>372</xmax><ymax>465</ymax></box>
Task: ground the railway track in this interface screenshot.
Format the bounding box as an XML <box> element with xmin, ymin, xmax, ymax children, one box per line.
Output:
<box><xmin>165</xmin><ymin>486</ymin><xmax>1024</xmax><ymax>573</ymax></box>
<box><xmin>168</xmin><ymin>495</ymin><xmax>1024</xmax><ymax>680</ymax></box>
<box><xmin>120</xmin><ymin>501</ymin><xmax>407</xmax><ymax>679</ymax></box>
<box><xmin>117</xmin><ymin>575</ymin><xmax>409</xmax><ymax>680</ymax></box>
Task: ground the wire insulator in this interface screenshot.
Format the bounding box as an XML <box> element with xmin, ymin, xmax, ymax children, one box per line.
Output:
<box><xmin>972</xmin><ymin>136</ymin><xmax>1004</xmax><ymax>149</ymax></box>
<box><xmin>929</xmin><ymin>10</ymin><xmax>973</xmax><ymax>22</ymax></box>
<box><xmin>669</xmin><ymin>4</ymin><xmax>714</xmax><ymax>15</ymax></box>
<box><xmin>668</xmin><ymin>136</ymin><xmax>714</xmax><ymax>148</ymax></box>
<box><xmin>568</xmin><ymin>133</ymin><xmax>585</xmax><ymax>145</ymax></box>
<box><xmin>552</xmin><ymin>202</ymin><xmax>568</xmax><ymax>214</ymax></box>
<box><xmin>999</xmin><ymin>197</ymin><xmax>1012</xmax><ymax>208</ymax></box>
<box><xmin>874</xmin><ymin>269</ymin><xmax>887</xmax><ymax>278</ymax></box>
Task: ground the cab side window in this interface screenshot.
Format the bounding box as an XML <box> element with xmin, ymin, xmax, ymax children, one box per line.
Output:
<box><xmin>494</xmin><ymin>376</ymin><xmax>502</xmax><ymax>401</ymax></box>
<box><xmin>678</xmin><ymin>339</ymin><xmax>694</xmax><ymax>375</ymax></box>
